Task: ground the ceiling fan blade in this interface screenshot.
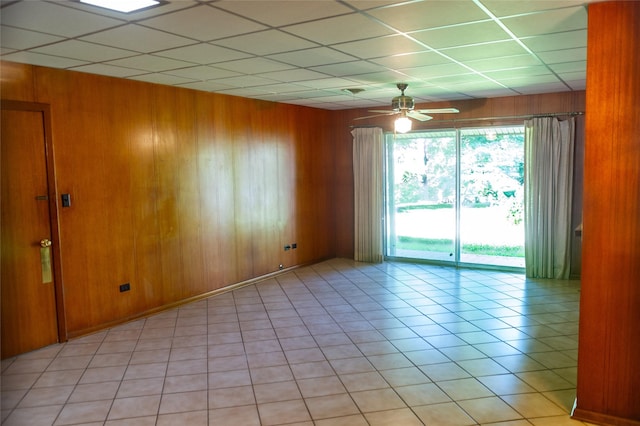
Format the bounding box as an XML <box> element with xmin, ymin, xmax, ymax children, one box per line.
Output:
<box><xmin>415</xmin><ymin>108</ymin><xmax>460</xmax><ymax>114</ymax></box>
<box><xmin>367</xmin><ymin>109</ymin><xmax>396</xmax><ymax>114</ymax></box>
<box><xmin>407</xmin><ymin>111</ymin><xmax>433</xmax><ymax>121</ymax></box>
<box><xmin>353</xmin><ymin>111</ymin><xmax>397</xmax><ymax>120</ymax></box>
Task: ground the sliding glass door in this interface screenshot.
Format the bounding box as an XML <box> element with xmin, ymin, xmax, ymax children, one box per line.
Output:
<box><xmin>386</xmin><ymin>131</ymin><xmax>457</xmax><ymax>262</ymax></box>
<box><xmin>385</xmin><ymin>127</ymin><xmax>525</xmax><ymax>268</ymax></box>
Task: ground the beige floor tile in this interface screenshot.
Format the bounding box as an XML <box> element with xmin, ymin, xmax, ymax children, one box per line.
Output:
<box><xmin>394</xmin><ymin>382</ymin><xmax>452</xmax><ymax>406</ymax></box>
<box><xmin>378</xmin><ymin>366</ymin><xmax>430</xmax><ymax>387</ymax></box>
<box><xmin>1</xmin><ymin>260</ymin><xmax>589</xmax><ymax>426</ymax></box>
<box><xmin>339</xmin><ymin>371</ymin><xmax>389</xmax><ymax>392</ymax></box>
<box><xmin>17</xmin><ymin>385</ymin><xmax>74</xmax><ymax>407</ymax></box>
<box><xmin>304</xmin><ymin>394</ymin><xmax>359</xmax><ymax>420</ymax></box>
<box><xmin>297</xmin><ymin>376</ymin><xmax>346</xmax><ymax>398</ymax></box>
<box><xmin>208</xmin><ymin>385</ymin><xmax>255</xmax><ymax>409</ymax></box>
<box><xmin>413</xmin><ymin>401</ymin><xmax>477</xmax><ymax>426</ymax></box>
<box><xmin>56</xmin><ymin>400</ymin><xmax>112</xmax><ymax>424</ymax></box>
<box><xmin>502</xmin><ymin>392</ymin><xmax>566</xmax><ymax>418</ymax></box>
<box><xmin>67</xmin><ymin>382</ymin><xmax>120</xmax><ymax>403</ymax></box>
<box><xmin>350</xmin><ymin>388</ymin><xmax>406</xmax><ymax>412</ymax></box>
<box><xmin>254</xmin><ymin>381</ymin><xmax>302</xmax><ymax>403</ymax></box>
<box><xmin>107</xmin><ymin>395</ymin><xmax>161</xmax><ymax>420</ymax></box>
<box><xmin>210</xmin><ymin>405</ymin><xmax>261</xmax><ymax>426</ymax></box>
<box><xmin>157</xmin><ymin>410</ymin><xmax>207</xmax><ymax>425</ymax></box>
<box><xmin>436</xmin><ymin>377</ymin><xmax>494</xmax><ymax>400</ymax></box>
<box><xmin>477</xmin><ymin>373</ymin><xmax>536</xmax><ymax>395</ymax></box>
<box><xmin>365</xmin><ymin>407</ymin><xmax>424</xmax><ymax>425</ymax></box>
<box><xmin>458</xmin><ymin>396</ymin><xmax>523</xmax><ymax>424</ymax></box>
<box><xmin>258</xmin><ymin>399</ymin><xmax>311</xmax><ymax>425</ymax></box>
<box><xmin>116</xmin><ymin>377</ymin><xmax>165</xmax><ymax>398</ymax></box>
<box><xmin>159</xmin><ymin>390</ymin><xmax>207</xmax><ymax>414</ymax></box>
<box><xmin>314</xmin><ymin>414</ymin><xmax>369</xmax><ymax>426</ymax></box>
<box><xmin>3</xmin><ymin>405</ymin><xmax>62</xmax><ymax>426</ymax></box>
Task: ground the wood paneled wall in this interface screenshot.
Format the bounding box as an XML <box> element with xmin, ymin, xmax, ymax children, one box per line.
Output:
<box><xmin>1</xmin><ymin>61</ymin><xmax>336</xmax><ymax>337</ymax></box>
<box><xmin>574</xmin><ymin>2</ymin><xmax>640</xmax><ymax>425</ymax></box>
<box><xmin>332</xmin><ymin>90</ymin><xmax>586</xmax><ymax>258</ymax></box>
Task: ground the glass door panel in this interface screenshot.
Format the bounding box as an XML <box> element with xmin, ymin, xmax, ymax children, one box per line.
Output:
<box><xmin>459</xmin><ymin>127</ymin><xmax>525</xmax><ymax>267</ymax></box>
<box><xmin>386</xmin><ymin>131</ymin><xmax>457</xmax><ymax>262</ymax></box>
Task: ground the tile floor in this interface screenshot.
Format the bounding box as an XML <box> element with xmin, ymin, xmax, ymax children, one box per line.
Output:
<box><xmin>1</xmin><ymin>258</ymin><xmax>594</xmax><ymax>426</ymax></box>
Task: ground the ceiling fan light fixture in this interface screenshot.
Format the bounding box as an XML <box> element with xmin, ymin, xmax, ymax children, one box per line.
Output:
<box><xmin>394</xmin><ymin>116</ymin><xmax>412</xmax><ymax>133</ymax></box>
<box><xmin>79</xmin><ymin>0</ymin><xmax>160</xmax><ymax>13</ymax></box>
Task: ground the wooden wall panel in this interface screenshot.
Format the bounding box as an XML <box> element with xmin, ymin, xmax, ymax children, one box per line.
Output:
<box><xmin>574</xmin><ymin>2</ymin><xmax>640</xmax><ymax>425</ymax></box>
<box><xmin>1</xmin><ymin>61</ymin><xmax>337</xmax><ymax>337</ymax></box>
<box><xmin>331</xmin><ymin>91</ymin><xmax>586</xmax><ymax>258</ymax></box>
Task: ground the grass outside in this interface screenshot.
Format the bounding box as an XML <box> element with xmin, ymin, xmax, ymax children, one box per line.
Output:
<box><xmin>397</xmin><ymin>236</ymin><xmax>525</xmax><ymax>258</ymax></box>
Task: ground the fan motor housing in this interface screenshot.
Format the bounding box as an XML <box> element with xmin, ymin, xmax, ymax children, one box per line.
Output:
<box><xmin>392</xmin><ymin>95</ymin><xmax>414</xmax><ymax>111</ymax></box>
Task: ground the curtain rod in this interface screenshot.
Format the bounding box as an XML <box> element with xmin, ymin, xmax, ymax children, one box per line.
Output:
<box><xmin>349</xmin><ymin>111</ymin><xmax>584</xmax><ymax>128</ymax></box>
<box><xmin>432</xmin><ymin>111</ymin><xmax>584</xmax><ymax>123</ymax></box>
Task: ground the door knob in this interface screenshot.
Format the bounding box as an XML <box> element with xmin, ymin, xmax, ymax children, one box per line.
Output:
<box><xmin>40</xmin><ymin>239</ymin><xmax>52</xmax><ymax>248</ymax></box>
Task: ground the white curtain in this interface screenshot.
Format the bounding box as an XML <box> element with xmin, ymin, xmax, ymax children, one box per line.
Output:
<box><xmin>352</xmin><ymin>127</ymin><xmax>384</xmax><ymax>263</ymax></box>
<box><xmin>524</xmin><ymin>117</ymin><xmax>575</xmax><ymax>279</ymax></box>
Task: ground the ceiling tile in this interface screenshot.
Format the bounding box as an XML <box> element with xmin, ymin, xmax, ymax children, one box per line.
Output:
<box><xmin>294</xmin><ymin>77</ymin><xmax>365</xmax><ymax>90</ymax></box>
<box><xmin>0</xmin><ymin>27</ymin><xmax>64</xmax><ymax>50</ymax></box>
<box><xmin>536</xmin><ymin>48</ymin><xmax>587</xmax><ymax>64</ymax></box>
<box><xmin>332</xmin><ymin>35</ymin><xmax>428</xmax><ymax>59</ymax></box>
<box><xmin>463</xmin><ymin>54</ymin><xmax>543</xmax><ymax>72</ymax></box>
<box><xmin>258</xmin><ymin>68</ymin><xmax>331</xmax><ymax>83</ymax></box>
<box><xmin>130</xmin><ymin>73</ymin><xmax>197</xmax><ymax>86</ymax></box>
<box><xmin>549</xmin><ymin>61</ymin><xmax>586</xmax><ymax>73</ymax></box>
<box><xmin>410</xmin><ymin>21</ymin><xmax>510</xmax><ymax>49</ymax></box>
<box><xmin>1</xmin><ymin>51</ymin><xmax>88</xmax><ymax>68</ymax></box>
<box><xmin>481</xmin><ymin>0</ymin><xmax>590</xmax><ymax>18</ymax></box>
<box><xmin>162</xmin><ymin>65</ymin><xmax>240</xmax><ymax>80</ymax></box>
<box><xmin>139</xmin><ymin>4</ymin><xmax>267</xmax><ymax>41</ymax></box>
<box><xmin>215</xmin><ymin>58</ymin><xmax>294</xmax><ymax>74</ymax></box>
<box><xmin>81</xmin><ymin>24</ymin><xmax>194</xmax><ymax>53</ymax></box>
<box><xmin>366</xmin><ymin>1</ymin><xmax>490</xmax><ymax>32</ymax></box>
<box><xmin>68</xmin><ymin>63</ymin><xmax>146</xmax><ymax>78</ymax></box>
<box><xmin>399</xmin><ymin>62</ymin><xmax>475</xmax><ymax>80</ymax></box>
<box><xmin>285</xmin><ymin>13</ymin><xmax>394</xmax><ymax>45</ymax></box>
<box><xmin>32</xmin><ymin>40</ymin><xmax>136</xmax><ymax>62</ymax></box>
<box><xmin>520</xmin><ymin>30</ymin><xmax>587</xmax><ymax>53</ymax></box>
<box><xmin>370</xmin><ymin>51</ymin><xmax>452</xmax><ymax>70</ymax></box>
<box><xmin>267</xmin><ymin>47</ymin><xmax>357</xmax><ymax>68</ymax></box>
<box><xmin>213</xmin><ymin>30</ymin><xmax>318</xmax><ymax>55</ymax></box>
<box><xmin>177</xmin><ymin>80</ymin><xmax>235</xmax><ymax>92</ymax></box>
<box><xmin>0</xmin><ymin>1</ymin><xmax>123</xmax><ymax>37</ymax></box>
<box><xmin>440</xmin><ymin>40</ymin><xmax>530</xmax><ymax>62</ymax></box>
<box><xmin>209</xmin><ymin>75</ymin><xmax>281</xmax><ymax>88</ymax></box>
<box><xmin>0</xmin><ymin>0</ymin><xmax>590</xmax><ymax>110</ymax></box>
<box><xmin>213</xmin><ymin>1</ymin><xmax>353</xmax><ymax>26</ymax></box>
<box><xmin>310</xmin><ymin>60</ymin><xmax>385</xmax><ymax>77</ymax></box>
<box><xmin>501</xmin><ymin>6</ymin><xmax>587</xmax><ymax>38</ymax></box>
<box><xmin>510</xmin><ymin>81</ymin><xmax>571</xmax><ymax>94</ymax></box>
<box><xmin>105</xmin><ymin>54</ymin><xmax>192</xmax><ymax>72</ymax></box>
<box><xmin>153</xmin><ymin>43</ymin><xmax>251</xmax><ymax>64</ymax></box>
<box><xmin>485</xmin><ymin>66</ymin><xmax>554</xmax><ymax>79</ymax></box>
<box><xmin>347</xmin><ymin>70</ymin><xmax>420</xmax><ymax>86</ymax></box>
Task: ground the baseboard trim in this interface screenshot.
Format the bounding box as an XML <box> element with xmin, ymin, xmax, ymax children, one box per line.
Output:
<box><xmin>572</xmin><ymin>408</ymin><xmax>640</xmax><ymax>426</ymax></box>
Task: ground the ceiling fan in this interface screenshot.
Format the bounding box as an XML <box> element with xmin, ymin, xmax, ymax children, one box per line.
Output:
<box><xmin>355</xmin><ymin>83</ymin><xmax>459</xmax><ymax>133</ymax></box>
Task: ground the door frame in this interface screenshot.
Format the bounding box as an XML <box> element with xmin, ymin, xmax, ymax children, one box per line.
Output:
<box><xmin>2</xmin><ymin>99</ymin><xmax>67</xmax><ymax>343</ymax></box>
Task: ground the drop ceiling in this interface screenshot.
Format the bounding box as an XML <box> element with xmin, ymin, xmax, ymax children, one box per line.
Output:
<box><xmin>0</xmin><ymin>0</ymin><xmax>591</xmax><ymax>110</ymax></box>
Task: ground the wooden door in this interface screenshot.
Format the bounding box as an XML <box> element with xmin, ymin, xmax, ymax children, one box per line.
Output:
<box><xmin>1</xmin><ymin>102</ymin><xmax>60</xmax><ymax>359</ymax></box>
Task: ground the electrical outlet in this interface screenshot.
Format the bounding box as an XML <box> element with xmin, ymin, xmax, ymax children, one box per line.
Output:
<box><xmin>291</xmin><ymin>243</ymin><xmax>297</xmax><ymax>249</ymax></box>
<box><xmin>119</xmin><ymin>283</ymin><xmax>130</xmax><ymax>292</ymax></box>
<box><xmin>284</xmin><ymin>245</ymin><xmax>291</xmax><ymax>251</ymax></box>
